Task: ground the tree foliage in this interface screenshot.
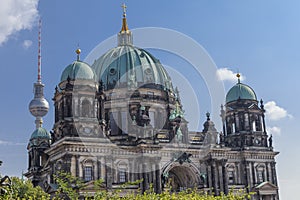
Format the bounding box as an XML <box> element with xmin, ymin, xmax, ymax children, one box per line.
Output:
<box><xmin>0</xmin><ymin>170</ymin><xmax>252</xmax><ymax>200</ymax></box>
<box><xmin>52</xmin><ymin>171</ymin><xmax>84</xmax><ymax>200</ymax></box>
<box><xmin>0</xmin><ymin>177</ymin><xmax>49</xmax><ymax>200</ymax></box>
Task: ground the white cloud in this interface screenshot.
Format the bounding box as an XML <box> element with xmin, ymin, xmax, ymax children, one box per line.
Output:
<box><xmin>0</xmin><ymin>140</ymin><xmax>25</xmax><ymax>146</ymax></box>
<box><xmin>216</xmin><ymin>68</ymin><xmax>245</xmax><ymax>82</ymax></box>
<box><xmin>0</xmin><ymin>0</ymin><xmax>39</xmax><ymax>45</ymax></box>
<box><xmin>264</xmin><ymin>101</ymin><xmax>292</xmax><ymax>121</ymax></box>
<box><xmin>267</xmin><ymin>126</ymin><xmax>281</xmax><ymax>136</ymax></box>
<box><xmin>22</xmin><ymin>39</ymin><xmax>32</xmax><ymax>49</ymax></box>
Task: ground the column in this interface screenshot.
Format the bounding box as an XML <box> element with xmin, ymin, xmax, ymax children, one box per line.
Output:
<box><xmin>249</xmin><ymin>114</ymin><xmax>253</xmax><ymax>131</ymax></box>
<box><xmin>218</xmin><ymin>163</ymin><xmax>224</xmax><ymax>193</ymax></box>
<box><xmin>262</xmin><ymin>113</ymin><xmax>266</xmax><ymax>133</ymax></box>
<box><xmin>118</xmin><ymin>109</ymin><xmax>122</xmax><ymax>135</ymax></box>
<box><xmin>212</xmin><ymin>161</ymin><xmax>219</xmax><ymax>195</ymax></box>
<box><xmin>105</xmin><ymin>156</ymin><xmax>113</xmax><ymax>189</ymax></box>
<box><xmin>70</xmin><ymin>155</ymin><xmax>76</xmax><ymax>176</ymax></box>
<box><xmin>207</xmin><ymin>163</ymin><xmax>213</xmax><ymax>194</ymax></box>
<box><xmin>139</xmin><ymin>163</ymin><xmax>143</xmax><ymax>192</ymax></box>
<box><xmin>97</xmin><ymin>159</ymin><xmax>101</xmax><ymax>180</ymax></box>
<box><xmin>76</xmin><ymin>155</ymin><xmax>79</xmax><ymax>177</ymax></box>
<box><xmin>222</xmin><ymin>161</ymin><xmax>229</xmax><ymax>195</ymax></box>
<box><xmin>245</xmin><ymin>161</ymin><xmax>251</xmax><ymax>190</ymax></box>
<box><xmin>129</xmin><ymin>158</ymin><xmax>134</xmax><ymax>182</ymax></box>
<box><xmin>267</xmin><ymin>162</ymin><xmax>272</xmax><ymax>182</ymax></box>
<box><xmin>151</xmin><ymin>164</ymin><xmax>155</xmax><ymax>190</ymax></box>
<box><xmin>142</xmin><ymin>163</ymin><xmax>149</xmax><ymax>192</ymax></box>
<box><xmin>234</xmin><ymin>113</ymin><xmax>238</xmax><ymax>133</ymax></box>
<box><xmin>155</xmin><ymin>164</ymin><xmax>161</xmax><ymax>193</ymax></box>
<box><xmin>271</xmin><ymin>162</ymin><xmax>278</xmax><ymax>186</ymax></box>
<box><xmin>251</xmin><ymin>162</ymin><xmax>255</xmax><ymax>185</ymax></box>
<box><xmin>236</xmin><ymin>164</ymin><xmax>241</xmax><ymax>184</ymax></box>
<box><xmin>100</xmin><ymin>157</ymin><xmax>105</xmax><ymax>180</ymax></box>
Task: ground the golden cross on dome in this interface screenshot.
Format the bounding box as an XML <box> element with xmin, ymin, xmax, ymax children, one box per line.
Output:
<box><xmin>121</xmin><ymin>3</ymin><xmax>127</xmax><ymax>17</ymax></box>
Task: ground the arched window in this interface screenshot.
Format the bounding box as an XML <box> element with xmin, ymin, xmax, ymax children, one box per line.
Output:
<box><xmin>118</xmin><ymin>162</ymin><xmax>128</xmax><ymax>183</ymax></box>
<box><xmin>121</xmin><ymin>111</ymin><xmax>128</xmax><ymax>134</ymax></box>
<box><xmin>119</xmin><ymin>168</ymin><xmax>126</xmax><ymax>183</ymax></box>
<box><xmin>59</xmin><ymin>101</ymin><xmax>64</xmax><ymax>120</ymax></box>
<box><xmin>256</xmin><ymin>165</ymin><xmax>265</xmax><ymax>183</ymax></box>
<box><xmin>227</xmin><ymin>165</ymin><xmax>236</xmax><ymax>184</ymax></box>
<box><xmin>66</xmin><ymin>98</ymin><xmax>72</xmax><ymax>117</ymax></box>
<box><xmin>149</xmin><ymin>110</ymin><xmax>155</xmax><ymax>128</ymax></box>
<box><xmin>84</xmin><ymin>166</ymin><xmax>93</xmax><ymax>181</ymax></box>
<box><xmin>235</xmin><ymin>114</ymin><xmax>239</xmax><ymax>131</ymax></box>
<box><xmin>83</xmin><ymin>160</ymin><xmax>94</xmax><ymax>182</ymax></box>
<box><xmin>255</xmin><ymin>116</ymin><xmax>261</xmax><ymax>131</ymax></box>
<box><xmin>260</xmin><ymin>116</ymin><xmax>264</xmax><ymax>132</ymax></box>
<box><xmin>232</xmin><ymin>123</ymin><xmax>235</xmax><ymax>133</ymax></box>
<box><xmin>244</xmin><ymin>113</ymin><xmax>249</xmax><ymax>130</ymax></box>
<box><xmin>252</xmin><ymin>121</ymin><xmax>256</xmax><ymax>131</ymax></box>
<box><xmin>109</xmin><ymin>112</ymin><xmax>119</xmax><ymax>135</ymax></box>
<box><xmin>82</xmin><ymin>99</ymin><xmax>91</xmax><ymax>117</ymax></box>
<box><xmin>39</xmin><ymin>155</ymin><xmax>42</xmax><ymax>167</ymax></box>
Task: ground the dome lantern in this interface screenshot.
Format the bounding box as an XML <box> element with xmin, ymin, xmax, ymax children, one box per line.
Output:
<box><xmin>118</xmin><ymin>3</ymin><xmax>133</xmax><ymax>46</ymax></box>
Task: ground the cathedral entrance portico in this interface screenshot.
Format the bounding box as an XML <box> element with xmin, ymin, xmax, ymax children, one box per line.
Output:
<box><xmin>162</xmin><ymin>162</ymin><xmax>200</xmax><ymax>192</ymax></box>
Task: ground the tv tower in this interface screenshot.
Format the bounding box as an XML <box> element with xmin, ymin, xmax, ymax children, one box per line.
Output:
<box><xmin>28</xmin><ymin>19</ymin><xmax>49</xmax><ymax>128</ymax></box>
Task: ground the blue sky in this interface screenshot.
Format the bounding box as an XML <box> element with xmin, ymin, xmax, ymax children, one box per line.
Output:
<box><xmin>0</xmin><ymin>1</ymin><xmax>299</xmax><ymax>199</ymax></box>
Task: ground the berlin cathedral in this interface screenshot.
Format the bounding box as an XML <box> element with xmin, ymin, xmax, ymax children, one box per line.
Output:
<box><xmin>24</xmin><ymin>5</ymin><xmax>280</xmax><ymax>200</ymax></box>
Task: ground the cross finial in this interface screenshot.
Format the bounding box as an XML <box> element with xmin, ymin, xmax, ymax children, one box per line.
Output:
<box><xmin>122</xmin><ymin>3</ymin><xmax>127</xmax><ymax>17</ymax></box>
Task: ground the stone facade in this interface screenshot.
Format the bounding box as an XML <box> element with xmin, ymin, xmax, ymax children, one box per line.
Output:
<box><xmin>25</xmin><ymin>9</ymin><xmax>280</xmax><ymax>200</ymax></box>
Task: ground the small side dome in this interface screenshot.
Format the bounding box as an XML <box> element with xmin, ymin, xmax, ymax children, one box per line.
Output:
<box><xmin>226</xmin><ymin>82</ymin><xmax>257</xmax><ymax>103</ymax></box>
<box><xmin>60</xmin><ymin>61</ymin><xmax>95</xmax><ymax>82</ymax></box>
<box><xmin>30</xmin><ymin>127</ymin><xmax>51</xmax><ymax>140</ymax></box>
<box><xmin>29</xmin><ymin>127</ymin><xmax>51</xmax><ymax>148</ymax></box>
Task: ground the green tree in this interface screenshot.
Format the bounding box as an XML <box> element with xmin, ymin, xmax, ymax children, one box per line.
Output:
<box><xmin>0</xmin><ymin>164</ymin><xmax>252</xmax><ymax>200</ymax></box>
<box><xmin>53</xmin><ymin>171</ymin><xmax>84</xmax><ymax>200</ymax></box>
<box><xmin>0</xmin><ymin>177</ymin><xmax>49</xmax><ymax>200</ymax></box>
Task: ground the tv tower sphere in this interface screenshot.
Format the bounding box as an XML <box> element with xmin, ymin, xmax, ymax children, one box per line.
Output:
<box><xmin>29</xmin><ymin>84</ymin><xmax>49</xmax><ymax>118</ymax></box>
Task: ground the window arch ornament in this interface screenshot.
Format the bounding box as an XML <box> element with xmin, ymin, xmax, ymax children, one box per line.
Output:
<box><xmin>255</xmin><ymin>164</ymin><xmax>266</xmax><ymax>183</ymax></box>
<box><xmin>226</xmin><ymin>164</ymin><xmax>236</xmax><ymax>185</ymax></box>
<box><xmin>81</xmin><ymin>159</ymin><xmax>96</xmax><ymax>182</ymax></box>
<box><xmin>117</xmin><ymin>161</ymin><xmax>128</xmax><ymax>183</ymax></box>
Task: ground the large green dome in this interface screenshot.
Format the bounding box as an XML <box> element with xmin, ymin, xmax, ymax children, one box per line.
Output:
<box><xmin>61</xmin><ymin>60</ymin><xmax>95</xmax><ymax>82</ymax></box>
<box><xmin>91</xmin><ymin>45</ymin><xmax>173</xmax><ymax>91</ymax></box>
<box><xmin>226</xmin><ymin>82</ymin><xmax>257</xmax><ymax>103</ymax></box>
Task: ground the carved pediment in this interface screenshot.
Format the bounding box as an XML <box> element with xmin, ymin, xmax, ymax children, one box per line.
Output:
<box><xmin>248</xmin><ymin>103</ymin><xmax>260</xmax><ymax>110</ymax></box>
<box><xmin>254</xmin><ymin>181</ymin><xmax>278</xmax><ymax>195</ymax></box>
<box><xmin>171</xmin><ymin>151</ymin><xmax>192</xmax><ymax>164</ymax></box>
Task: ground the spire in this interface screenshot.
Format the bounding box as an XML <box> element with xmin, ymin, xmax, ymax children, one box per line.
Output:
<box><xmin>206</xmin><ymin>112</ymin><xmax>210</xmax><ymax>121</ymax></box>
<box><xmin>118</xmin><ymin>3</ymin><xmax>133</xmax><ymax>46</ymax></box>
<box><xmin>121</xmin><ymin>3</ymin><xmax>129</xmax><ymax>32</ymax></box>
<box><xmin>236</xmin><ymin>73</ymin><xmax>241</xmax><ymax>83</ymax></box>
<box><xmin>76</xmin><ymin>48</ymin><xmax>81</xmax><ymax>61</ymax></box>
<box><xmin>29</xmin><ymin>19</ymin><xmax>49</xmax><ymax>129</ymax></box>
<box><xmin>37</xmin><ymin>19</ymin><xmax>42</xmax><ymax>83</ymax></box>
